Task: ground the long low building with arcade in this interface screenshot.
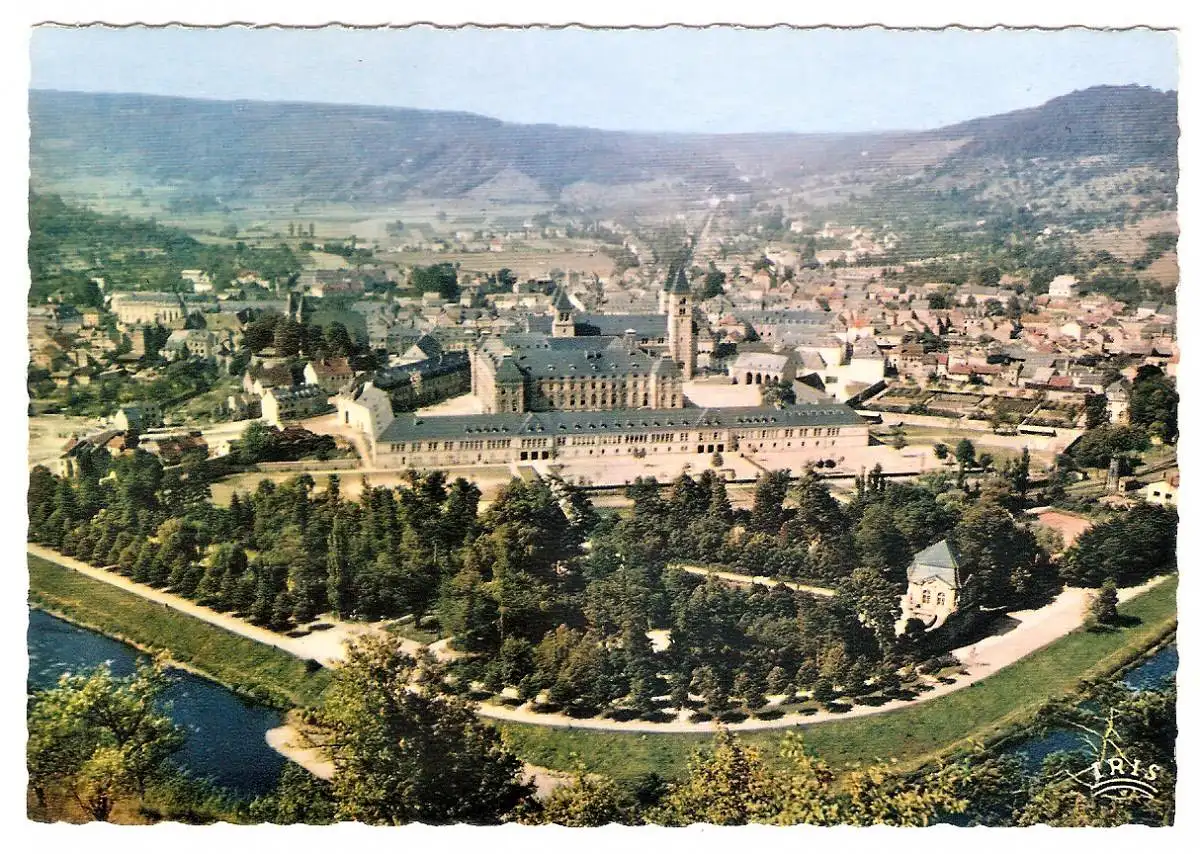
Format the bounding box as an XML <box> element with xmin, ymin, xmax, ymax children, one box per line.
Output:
<box><xmin>366</xmin><ymin>402</ymin><xmax>868</xmax><ymax>469</ymax></box>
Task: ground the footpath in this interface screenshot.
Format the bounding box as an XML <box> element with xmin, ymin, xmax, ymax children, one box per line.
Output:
<box><xmin>29</xmin><ymin>544</ymin><xmax>1168</xmax><ymax>734</ymax></box>
<box><xmin>673</xmin><ymin>563</ymin><xmax>837</xmax><ymax>597</ymax></box>
<box><xmin>28</xmin><ymin>544</ymin><xmax>384</xmax><ymax>665</ymax></box>
<box><xmin>472</xmin><ymin>576</ymin><xmax>1168</xmax><ymax>733</ymax></box>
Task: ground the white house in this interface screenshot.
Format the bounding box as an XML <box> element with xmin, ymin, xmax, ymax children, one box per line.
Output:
<box><xmin>1048</xmin><ymin>275</ymin><xmax>1080</xmax><ymax>299</ymax></box>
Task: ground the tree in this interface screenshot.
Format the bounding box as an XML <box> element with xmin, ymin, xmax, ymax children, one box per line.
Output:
<box><xmin>324</xmin><ymin>322</ymin><xmax>355</xmax><ymax>357</ymax></box>
<box><xmin>653</xmin><ymin>730</ymin><xmax>965</xmax><ymax>826</ymax></box>
<box><xmin>951</xmin><ymin>502</ymin><xmax>1042</xmax><ymax>607</ymax></box>
<box><xmin>529</xmin><ymin>771</ymin><xmax>634</xmax><ymax>826</ymax></box>
<box><xmin>1128</xmin><ymin>367</ymin><xmax>1178</xmax><ymax>442</ymax></box>
<box><xmin>978</xmin><ymin>266</ymin><xmax>1002</xmax><ymax>287</ymax></box>
<box><xmin>854</xmin><ymin>504</ymin><xmax>911</xmax><ymax>577</ymax></box>
<box><xmin>326</xmin><ymin>517</ymin><xmax>354</xmax><ymax>618</ymax></box>
<box><xmin>954</xmin><ymin>438</ymin><xmax>976</xmax><ymax>486</ymax></box>
<box><xmin>320</xmin><ymin>634</ymin><xmax>531</xmax><ymax>824</ymax></box>
<box><xmin>1004</xmin><ymin>447</ymin><xmax>1031</xmax><ymax>500</ymax></box>
<box><xmin>273</xmin><ymin>317</ymin><xmax>303</xmax><ymax>357</ymax></box>
<box><xmin>890</xmin><ymin>426</ymin><xmax>908</xmax><ymax>450</ymax></box>
<box><xmin>698</xmin><ymin>264</ymin><xmax>727</xmax><ymax>300</ymax></box>
<box><xmin>247</xmin><ymin>763</ymin><xmax>336</xmax><ymax>825</ymax></box>
<box><xmin>1070</xmin><ymin>424</ymin><xmax>1150</xmax><ymax>469</ymax></box>
<box><xmin>1088</xmin><ymin>579</ymin><xmax>1120</xmax><ymax>628</ymax></box>
<box><xmin>411</xmin><ymin>263</ymin><xmax>459</xmax><ymax>301</ymax></box>
<box><xmin>837</xmin><ymin>567</ymin><xmax>902</xmax><ymax>652</ymax></box>
<box><xmin>1063</xmin><ymin>504</ymin><xmax>1177</xmax><ymax>587</ymax></box>
<box><xmin>27</xmin><ymin>662</ymin><xmax>185</xmax><ymax>820</ymax></box>
<box><xmin>763</xmin><ymin>382</ymin><xmax>796</xmax><ymax>407</ymax></box>
<box><xmin>237</xmin><ymin>421</ymin><xmax>276</xmax><ymax>465</ymax></box>
<box><xmin>750</xmin><ymin>469</ymin><xmax>791</xmax><ymax>533</ymax></box>
<box><xmin>1083</xmin><ymin>393</ymin><xmax>1109</xmax><ymax>430</ymax></box>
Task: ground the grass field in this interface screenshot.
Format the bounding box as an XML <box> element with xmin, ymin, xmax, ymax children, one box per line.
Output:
<box><xmin>499</xmin><ymin>576</ymin><xmax>1177</xmax><ymax>782</ymax></box>
<box><xmin>27</xmin><ymin>549</ymin><xmax>1176</xmax><ymax>785</ymax></box>
<box><xmin>28</xmin><ymin>555</ymin><xmax>331</xmax><ymax>709</ymax></box>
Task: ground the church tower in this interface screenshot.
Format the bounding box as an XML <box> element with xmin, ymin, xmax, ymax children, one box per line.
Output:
<box><xmin>665</xmin><ymin>262</ymin><xmax>696</xmax><ymax>380</ymax></box>
<box><xmin>551</xmin><ymin>286</ymin><xmax>576</xmax><ymax>338</ymax></box>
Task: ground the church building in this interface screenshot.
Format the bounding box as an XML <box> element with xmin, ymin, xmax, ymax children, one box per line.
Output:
<box><xmin>470</xmin><ymin>264</ymin><xmax>697</xmax><ymax>414</ymax></box>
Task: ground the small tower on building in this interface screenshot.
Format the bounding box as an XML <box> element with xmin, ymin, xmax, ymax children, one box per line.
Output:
<box><xmin>665</xmin><ymin>262</ymin><xmax>696</xmax><ymax>380</ymax></box>
<box><xmin>551</xmin><ymin>286</ymin><xmax>576</xmax><ymax>338</ymax></box>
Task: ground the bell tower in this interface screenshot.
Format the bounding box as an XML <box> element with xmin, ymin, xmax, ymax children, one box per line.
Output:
<box><xmin>665</xmin><ymin>262</ymin><xmax>695</xmax><ymax>380</ymax></box>
<box><xmin>551</xmin><ymin>286</ymin><xmax>576</xmax><ymax>338</ymax></box>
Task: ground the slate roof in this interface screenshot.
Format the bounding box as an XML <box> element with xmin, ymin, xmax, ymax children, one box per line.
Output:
<box><xmin>574</xmin><ymin>314</ymin><xmax>668</xmax><ymax>338</ymax></box>
<box><xmin>510</xmin><ymin>348</ymin><xmax>679</xmax><ymax>381</ymax></box>
<box><xmin>378</xmin><ymin>402</ymin><xmax>865</xmax><ymax>443</ymax></box>
<box><xmin>373</xmin><ymin>351</ymin><xmax>469</xmax><ymax>388</ymax></box>
<box><xmin>552</xmin><ymin>287</ymin><xmax>575</xmax><ymax>312</ymax></box>
<box><xmin>907</xmin><ymin>539</ymin><xmax>962</xmax><ymax>587</ymax></box>
<box><xmin>739</xmin><ymin>310</ymin><xmax>834</xmax><ymax>329</ymax></box>
<box><xmin>264</xmin><ymin>384</ymin><xmax>327</xmax><ymax>404</ymax></box>
<box><xmin>664</xmin><ymin>262</ymin><xmax>691</xmax><ymax>295</ymax></box>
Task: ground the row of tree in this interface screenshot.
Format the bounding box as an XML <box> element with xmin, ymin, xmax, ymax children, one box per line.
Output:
<box><xmin>30</xmin><ymin>633</ymin><xmax>1174</xmax><ymax>826</ymax></box>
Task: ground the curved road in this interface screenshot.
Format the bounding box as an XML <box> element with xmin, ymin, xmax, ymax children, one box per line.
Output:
<box><xmin>673</xmin><ymin>563</ymin><xmax>836</xmax><ymax>597</ymax></box>
<box><xmin>29</xmin><ymin>544</ymin><xmax>1167</xmax><ymax>734</ymax></box>
<box><xmin>473</xmin><ymin>576</ymin><xmax>1168</xmax><ymax>733</ymax></box>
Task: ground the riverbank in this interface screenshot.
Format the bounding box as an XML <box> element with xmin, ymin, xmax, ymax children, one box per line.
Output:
<box><xmin>983</xmin><ymin>625</ymin><xmax>1178</xmax><ymax>760</ymax></box>
<box><xmin>27</xmin><ymin>544</ymin><xmax>375</xmax><ymax>666</ymax></box>
<box><xmin>29</xmin><ymin>554</ymin><xmax>331</xmax><ymax>709</ymax></box>
<box><xmin>498</xmin><ymin>575</ymin><xmax>1178</xmax><ymax>782</ymax></box>
<box><xmin>28</xmin><ymin>544</ymin><xmax>1177</xmax><ymax>787</ymax></box>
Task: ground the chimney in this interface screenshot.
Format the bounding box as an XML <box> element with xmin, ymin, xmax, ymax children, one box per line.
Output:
<box><xmin>624</xmin><ymin>328</ymin><xmax>637</xmax><ymax>353</ymax></box>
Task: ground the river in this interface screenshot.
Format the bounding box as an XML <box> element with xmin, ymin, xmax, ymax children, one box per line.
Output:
<box><xmin>27</xmin><ymin>609</ymin><xmax>286</xmax><ymax>798</ymax></box>
<box><xmin>998</xmin><ymin>642</ymin><xmax>1178</xmax><ymax>770</ymax></box>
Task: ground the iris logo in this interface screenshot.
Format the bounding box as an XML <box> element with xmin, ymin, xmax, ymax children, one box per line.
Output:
<box><xmin>1087</xmin><ymin>755</ymin><xmax>1161</xmax><ymax>801</ymax></box>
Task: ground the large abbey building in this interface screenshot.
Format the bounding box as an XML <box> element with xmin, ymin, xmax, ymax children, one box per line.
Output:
<box><xmin>336</xmin><ymin>263</ymin><xmax>870</xmax><ymax>479</ymax></box>
<box><xmin>470</xmin><ymin>265</ymin><xmax>697</xmax><ymax>414</ymax></box>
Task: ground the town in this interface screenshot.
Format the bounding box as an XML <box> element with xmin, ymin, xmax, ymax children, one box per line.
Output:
<box><xmin>24</xmin><ymin>34</ymin><xmax>1179</xmax><ymax>830</ymax></box>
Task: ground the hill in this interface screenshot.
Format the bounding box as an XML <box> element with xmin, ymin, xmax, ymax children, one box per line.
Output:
<box><xmin>29</xmin><ymin>85</ymin><xmax>1177</xmax><ymax>208</ymax></box>
<box><xmin>936</xmin><ymin>85</ymin><xmax>1178</xmax><ymax>166</ymax></box>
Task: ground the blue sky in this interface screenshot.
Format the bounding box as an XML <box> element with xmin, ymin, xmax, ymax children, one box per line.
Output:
<box><xmin>29</xmin><ymin>26</ymin><xmax>1178</xmax><ymax>133</ymax></box>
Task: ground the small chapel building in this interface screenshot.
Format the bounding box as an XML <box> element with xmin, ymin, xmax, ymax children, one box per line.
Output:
<box><xmin>898</xmin><ymin>539</ymin><xmax>970</xmax><ymax>631</ymax></box>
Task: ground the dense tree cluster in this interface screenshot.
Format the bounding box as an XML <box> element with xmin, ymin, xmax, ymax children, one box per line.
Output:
<box><xmin>28</xmin><ymin>454</ymin><xmax>494</xmax><ymax>630</ymax></box>
<box><xmin>1128</xmin><ymin>365</ymin><xmax>1179</xmax><ymax>443</ymax></box>
<box><xmin>233</xmin><ymin>422</ymin><xmax>337</xmax><ymax>465</ymax></box>
<box><xmin>1062</xmin><ymin>504</ymin><xmax>1178</xmax><ymax>587</ymax></box>
<box><xmin>409</xmin><ymin>262</ymin><xmax>459</xmax><ymax>300</ymax></box>
<box><xmin>28</xmin><ymin>454</ymin><xmax>1068</xmax><ymax>721</ymax></box>
<box><xmin>241</xmin><ymin>312</ymin><xmax>371</xmax><ymax>360</ymax></box>
<box><xmin>1069</xmin><ymin>423</ymin><xmax>1151</xmax><ymax>469</ymax></box>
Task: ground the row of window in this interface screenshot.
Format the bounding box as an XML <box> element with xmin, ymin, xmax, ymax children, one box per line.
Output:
<box><xmin>388</xmin><ymin>431</ymin><xmax>854</xmax><ymax>456</ymax></box>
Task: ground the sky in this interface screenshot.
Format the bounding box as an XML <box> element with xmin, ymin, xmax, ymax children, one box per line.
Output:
<box><xmin>29</xmin><ymin>26</ymin><xmax>1178</xmax><ymax>134</ymax></box>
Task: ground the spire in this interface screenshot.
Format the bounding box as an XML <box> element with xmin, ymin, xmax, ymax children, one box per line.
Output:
<box><xmin>552</xmin><ymin>285</ymin><xmax>574</xmax><ymax>312</ymax></box>
<box><xmin>665</xmin><ymin>258</ymin><xmax>691</xmax><ymax>295</ymax></box>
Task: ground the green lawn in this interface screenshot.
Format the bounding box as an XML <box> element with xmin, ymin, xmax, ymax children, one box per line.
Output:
<box><xmin>28</xmin><ymin>554</ymin><xmax>331</xmax><ymax>709</ymax></box>
<box><xmin>28</xmin><ymin>549</ymin><xmax>1176</xmax><ymax>785</ymax></box>
<box><xmin>500</xmin><ymin>577</ymin><xmax>1177</xmax><ymax>783</ymax></box>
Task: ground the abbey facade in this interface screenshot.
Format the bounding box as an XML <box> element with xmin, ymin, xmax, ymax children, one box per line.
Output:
<box><xmin>471</xmin><ymin>266</ymin><xmax>697</xmax><ymax>414</ymax></box>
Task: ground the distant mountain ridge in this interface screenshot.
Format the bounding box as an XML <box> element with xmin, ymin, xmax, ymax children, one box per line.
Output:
<box><xmin>29</xmin><ymin>85</ymin><xmax>1177</xmax><ymax>205</ymax></box>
